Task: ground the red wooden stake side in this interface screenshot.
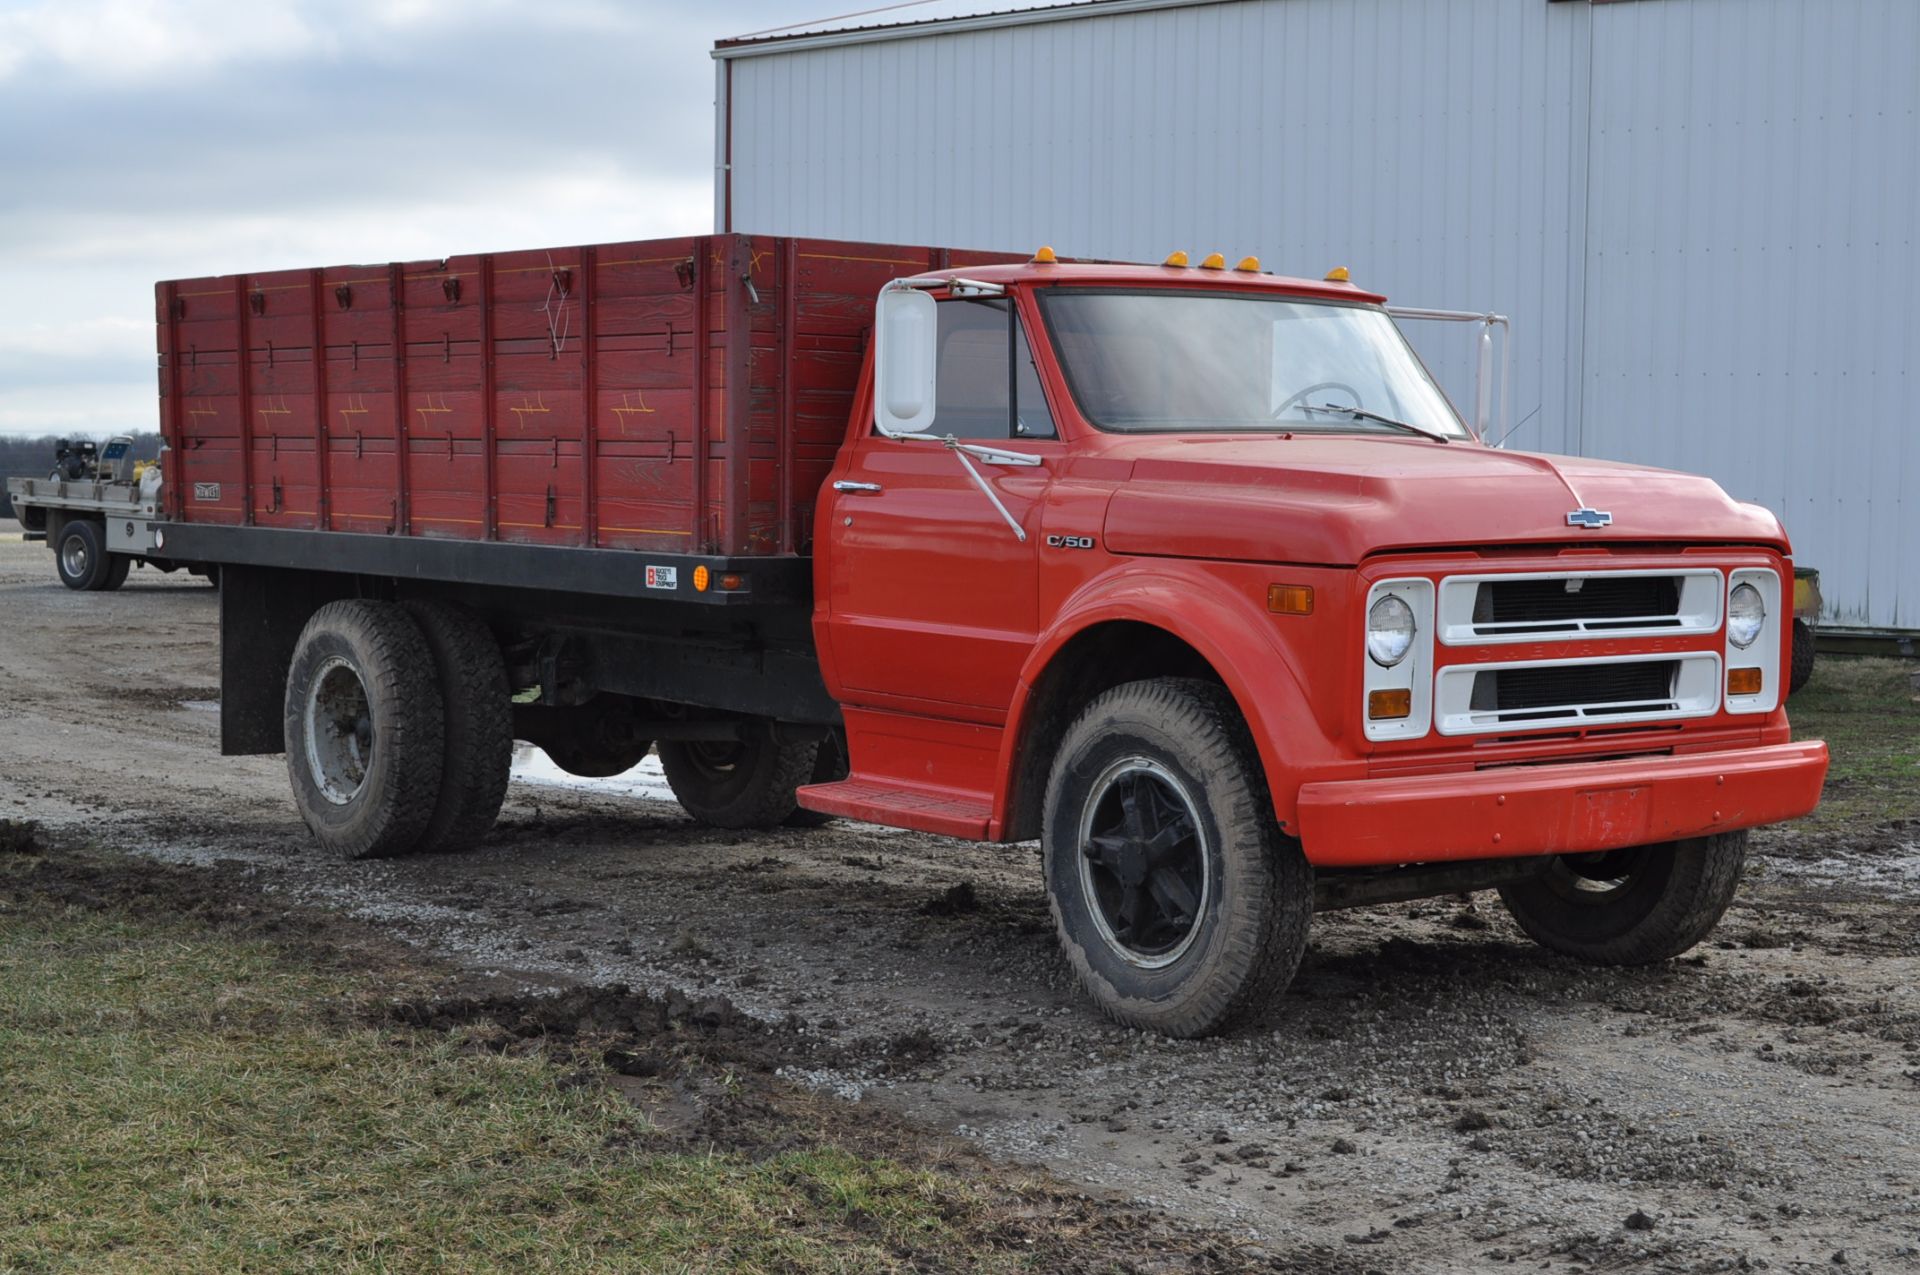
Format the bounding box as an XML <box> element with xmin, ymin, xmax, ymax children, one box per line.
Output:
<box><xmin>158</xmin><ymin>235</ymin><xmax>1023</xmax><ymax>557</ymax></box>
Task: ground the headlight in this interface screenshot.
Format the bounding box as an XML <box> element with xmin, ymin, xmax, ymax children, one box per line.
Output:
<box><xmin>1727</xmin><ymin>582</ymin><xmax>1765</xmax><ymax>648</ymax></box>
<box><xmin>1368</xmin><ymin>594</ymin><xmax>1416</xmax><ymax>667</ymax></box>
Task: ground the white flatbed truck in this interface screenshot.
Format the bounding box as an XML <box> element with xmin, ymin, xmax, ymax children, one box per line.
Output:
<box><xmin>7</xmin><ymin>437</ymin><xmax>215</xmax><ymax>591</ymax></box>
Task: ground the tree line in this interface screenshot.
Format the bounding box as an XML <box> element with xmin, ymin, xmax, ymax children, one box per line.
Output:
<box><xmin>0</xmin><ymin>433</ymin><xmax>163</xmax><ymax>519</ymax></box>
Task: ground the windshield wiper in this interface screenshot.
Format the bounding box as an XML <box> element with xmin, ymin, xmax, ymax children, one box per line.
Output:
<box><xmin>1297</xmin><ymin>402</ymin><xmax>1451</xmax><ymax>444</ymax></box>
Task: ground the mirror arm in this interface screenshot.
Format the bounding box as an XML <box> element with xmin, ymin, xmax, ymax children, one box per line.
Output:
<box><xmin>946</xmin><ymin>441</ymin><xmax>1028</xmax><ymax>542</ymax></box>
<box><xmin>952</xmin><ymin>441</ymin><xmax>1042</xmax><ymax>468</ymax></box>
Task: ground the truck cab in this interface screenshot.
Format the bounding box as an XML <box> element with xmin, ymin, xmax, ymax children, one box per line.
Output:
<box><xmin>804</xmin><ymin>252</ymin><xmax>1827</xmax><ymax>1035</ymax></box>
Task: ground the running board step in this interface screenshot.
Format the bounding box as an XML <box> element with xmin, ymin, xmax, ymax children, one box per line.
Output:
<box><xmin>796</xmin><ymin>777</ymin><xmax>991</xmax><ymax>840</ymax></box>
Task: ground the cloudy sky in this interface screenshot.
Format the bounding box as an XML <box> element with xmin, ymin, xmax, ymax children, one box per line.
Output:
<box><xmin>0</xmin><ymin>0</ymin><xmax>866</xmax><ymax>438</ymax></box>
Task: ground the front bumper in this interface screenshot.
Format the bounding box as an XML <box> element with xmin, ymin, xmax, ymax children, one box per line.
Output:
<box><xmin>1295</xmin><ymin>740</ymin><xmax>1829</xmax><ymax>868</ymax></box>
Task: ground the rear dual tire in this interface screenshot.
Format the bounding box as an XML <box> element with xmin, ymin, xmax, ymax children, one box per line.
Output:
<box><xmin>284</xmin><ymin>599</ymin><xmax>510</xmax><ymax>859</ymax></box>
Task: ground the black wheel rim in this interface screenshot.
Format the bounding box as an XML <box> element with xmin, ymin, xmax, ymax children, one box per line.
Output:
<box><xmin>1543</xmin><ymin>844</ymin><xmax>1653</xmax><ymax>905</ymax></box>
<box><xmin>682</xmin><ymin>738</ymin><xmax>746</xmax><ymax>779</ymax></box>
<box><xmin>1076</xmin><ymin>757</ymin><xmax>1210</xmax><ymax>968</ymax></box>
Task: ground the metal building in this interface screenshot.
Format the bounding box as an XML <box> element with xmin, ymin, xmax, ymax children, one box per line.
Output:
<box><xmin>714</xmin><ymin>0</ymin><xmax>1919</xmax><ymax>634</ymax></box>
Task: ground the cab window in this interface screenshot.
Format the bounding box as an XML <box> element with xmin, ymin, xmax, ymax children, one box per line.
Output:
<box><xmin>918</xmin><ymin>298</ymin><xmax>1055</xmax><ymax>440</ymax></box>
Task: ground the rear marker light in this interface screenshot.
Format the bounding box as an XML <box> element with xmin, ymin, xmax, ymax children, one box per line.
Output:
<box><xmin>719</xmin><ymin>572</ymin><xmax>745</xmax><ymax>591</ymax></box>
<box><xmin>1368</xmin><ymin>689</ymin><xmax>1412</xmax><ymax>720</ymax></box>
<box><xmin>1728</xmin><ymin>667</ymin><xmax>1763</xmax><ymax>697</ymax></box>
<box><xmin>1267</xmin><ymin>584</ymin><xmax>1314</xmax><ymax>615</ymax></box>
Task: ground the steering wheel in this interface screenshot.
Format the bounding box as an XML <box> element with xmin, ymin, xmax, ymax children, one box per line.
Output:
<box><xmin>1273</xmin><ymin>381</ymin><xmax>1362</xmax><ymax>420</ymax></box>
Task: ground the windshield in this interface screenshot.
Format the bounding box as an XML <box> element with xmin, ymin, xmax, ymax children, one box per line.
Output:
<box><xmin>1038</xmin><ymin>290</ymin><xmax>1470</xmax><ymax>438</ymax></box>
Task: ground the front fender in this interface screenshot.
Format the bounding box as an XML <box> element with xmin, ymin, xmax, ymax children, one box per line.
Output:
<box><xmin>995</xmin><ymin>559</ymin><xmax>1358</xmax><ymax>835</ymax></box>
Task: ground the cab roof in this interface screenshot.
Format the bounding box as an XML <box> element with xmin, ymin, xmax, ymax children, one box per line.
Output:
<box><xmin>912</xmin><ymin>260</ymin><xmax>1389</xmax><ymax>305</ymax></box>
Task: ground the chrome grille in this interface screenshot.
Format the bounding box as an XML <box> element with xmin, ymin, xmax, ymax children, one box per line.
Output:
<box><xmin>1469</xmin><ymin>660</ymin><xmax>1679</xmax><ymax>724</ymax></box>
<box><xmin>1437</xmin><ymin>568</ymin><xmax>1723</xmax><ymax>646</ymax></box>
<box><xmin>1471</xmin><ymin>575</ymin><xmax>1682</xmax><ymax>636</ymax></box>
<box><xmin>1431</xmin><ymin>565</ymin><xmax>1727</xmax><ymax>736</ymax></box>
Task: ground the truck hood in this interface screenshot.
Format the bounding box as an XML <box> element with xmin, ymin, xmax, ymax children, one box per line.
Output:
<box><xmin>1099</xmin><ymin>435</ymin><xmax>1786</xmax><ymax>565</ymax></box>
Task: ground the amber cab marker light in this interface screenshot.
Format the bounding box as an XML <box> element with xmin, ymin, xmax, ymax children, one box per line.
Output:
<box><xmin>1267</xmin><ymin>584</ymin><xmax>1314</xmax><ymax>615</ymax></box>
<box><xmin>1368</xmin><ymin>688</ymin><xmax>1412</xmax><ymax>721</ymax></box>
<box><xmin>1199</xmin><ymin>252</ymin><xmax>1227</xmax><ymax>270</ymax></box>
<box><xmin>693</xmin><ymin>564</ymin><xmax>711</xmax><ymax>592</ymax></box>
<box><xmin>1235</xmin><ymin>256</ymin><xmax>1262</xmax><ymax>272</ymax></box>
<box><xmin>1031</xmin><ymin>245</ymin><xmax>1058</xmax><ymax>264</ymax></box>
<box><xmin>1325</xmin><ymin>266</ymin><xmax>1351</xmax><ymax>283</ymax></box>
<box><xmin>1728</xmin><ymin>667</ymin><xmax>1763</xmax><ymax>696</ymax></box>
<box><xmin>1163</xmin><ymin>250</ymin><xmax>1190</xmax><ymax>267</ymax></box>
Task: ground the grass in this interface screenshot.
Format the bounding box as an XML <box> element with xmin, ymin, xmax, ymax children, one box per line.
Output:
<box><xmin>0</xmin><ymin>856</ymin><xmax>1107</xmax><ymax>1275</ymax></box>
<box><xmin>1785</xmin><ymin>656</ymin><xmax>1920</xmax><ymax>838</ymax></box>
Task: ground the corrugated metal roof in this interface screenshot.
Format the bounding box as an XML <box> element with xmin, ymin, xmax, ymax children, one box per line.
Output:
<box><xmin>714</xmin><ymin>0</ymin><xmax>1227</xmax><ymax>56</ymax></box>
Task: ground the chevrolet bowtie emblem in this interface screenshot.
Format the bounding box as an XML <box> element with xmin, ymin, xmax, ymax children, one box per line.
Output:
<box><xmin>1566</xmin><ymin>508</ymin><xmax>1613</xmax><ymax>530</ymax></box>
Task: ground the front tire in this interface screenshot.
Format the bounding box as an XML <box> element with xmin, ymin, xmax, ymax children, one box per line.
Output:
<box><xmin>1043</xmin><ymin>678</ymin><xmax>1312</xmax><ymax>1038</ymax></box>
<box><xmin>1496</xmin><ymin>831</ymin><xmax>1747</xmax><ymax>965</ymax></box>
<box><xmin>284</xmin><ymin>600</ymin><xmax>445</xmax><ymax>860</ymax></box>
<box><xmin>659</xmin><ymin>721</ymin><xmax>818</xmax><ymax>829</ymax></box>
<box><xmin>55</xmin><ymin>520</ymin><xmax>109</xmax><ymax>590</ymax></box>
<box><xmin>404</xmin><ymin>601</ymin><xmax>512</xmax><ymax>854</ymax></box>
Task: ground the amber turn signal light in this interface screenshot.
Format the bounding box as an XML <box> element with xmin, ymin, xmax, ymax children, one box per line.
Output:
<box><xmin>1267</xmin><ymin>584</ymin><xmax>1314</xmax><ymax>615</ymax></box>
<box><xmin>1368</xmin><ymin>689</ymin><xmax>1412</xmax><ymax>720</ymax></box>
<box><xmin>693</xmin><ymin>564</ymin><xmax>711</xmax><ymax>592</ymax></box>
<box><xmin>1727</xmin><ymin>667</ymin><xmax>1763</xmax><ymax>696</ymax></box>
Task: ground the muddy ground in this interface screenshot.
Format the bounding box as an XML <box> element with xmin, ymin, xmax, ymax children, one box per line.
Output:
<box><xmin>1</xmin><ymin>527</ymin><xmax>1915</xmax><ymax>1273</ymax></box>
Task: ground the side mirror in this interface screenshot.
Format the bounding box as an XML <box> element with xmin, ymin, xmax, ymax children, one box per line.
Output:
<box><xmin>874</xmin><ymin>287</ymin><xmax>938</xmax><ymax>436</ymax></box>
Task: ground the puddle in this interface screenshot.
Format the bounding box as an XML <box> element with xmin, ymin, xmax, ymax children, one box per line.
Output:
<box><xmin>509</xmin><ymin>744</ymin><xmax>677</xmax><ymax>803</ymax></box>
<box><xmin>1760</xmin><ymin>842</ymin><xmax>1920</xmax><ymax>899</ymax></box>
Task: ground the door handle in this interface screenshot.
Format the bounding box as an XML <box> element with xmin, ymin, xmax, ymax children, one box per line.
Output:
<box><xmin>833</xmin><ymin>480</ymin><xmax>883</xmax><ymax>493</ymax></box>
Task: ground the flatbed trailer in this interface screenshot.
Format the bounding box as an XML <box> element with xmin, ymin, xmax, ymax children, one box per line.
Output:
<box><xmin>155</xmin><ymin>232</ymin><xmax>1827</xmax><ymax>1037</ymax></box>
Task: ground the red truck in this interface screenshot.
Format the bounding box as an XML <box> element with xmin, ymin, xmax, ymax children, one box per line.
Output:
<box><xmin>154</xmin><ymin>234</ymin><xmax>1828</xmax><ymax>1037</ymax></box>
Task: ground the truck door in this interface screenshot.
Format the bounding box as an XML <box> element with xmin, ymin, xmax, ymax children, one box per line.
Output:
<box><xmin>822</xmin><ymin>297</ymin><xmax>1058</xmax><ymax>713</ymax></box>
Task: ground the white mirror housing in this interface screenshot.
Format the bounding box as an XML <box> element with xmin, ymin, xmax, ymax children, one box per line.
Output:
<box><xmin>874</xmin><ymin>286</ymin><xmax>938</xmax><ymax>436</ymax></box>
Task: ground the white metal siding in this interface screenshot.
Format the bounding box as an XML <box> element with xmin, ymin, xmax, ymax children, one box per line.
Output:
<box><xmin>722</xmin><ymin>0</ymin><xmax>1918</xmax><ymax>630</ymax></box>
<box><xmin>1581</xmin><ymin>0</ymin><xmax>1918</xmax><ymax>629</ymax></box>
<box><xmin>726</xmin><ymin>0</ymin><xmax>1586</xmax><ymax>455</ymax></box>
